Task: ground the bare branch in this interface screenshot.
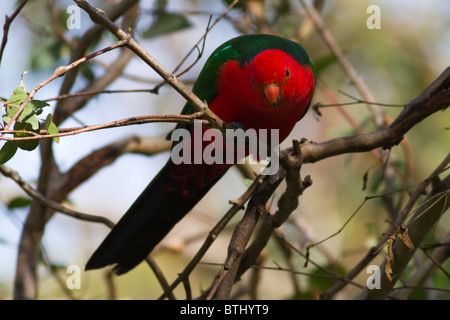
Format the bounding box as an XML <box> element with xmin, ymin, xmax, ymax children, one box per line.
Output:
<box><xmin>356</xmin><ymin>175</ymin><xmax>449</xmax><ymax>300</ymax></box>
<box><xmin>0</xmin><ymin>165</ymin><xmax>114</xmax><ymax>228</ymax></box>
<box><xmin>43</xmin><ymin>89</ymin><xmax>159</xmax><ymax>102</ymax></box>
<box><xmin>1</xmin><ymin>41</ymin><xmax>126</xmax><ymax>136</ymax></box>
<box><xmin>159</xmin><ymin>173</ymin><xmax>266</xmax><ymax>300</ymax></box>
<box><xmin>212</xmin><ymin>169</ymin><xmax>287</xmax><ymax>299</ymax></box>
<box><xmin>55</xmin><ymin>0</ymin><xmax>139</xmax><ymax>108</ymax></box>
<box><xmin>152</xmin><ymin>0</ymin><xmax>239</xmax><ymax>93</ymax></box>
<box><xmin>298</xmin><ymin>67</ymin><xmax>450</xmax><ymax>164</ymax></box>
<box><xmin>0</xmin><ymin>113</ymin><xmax>206</xmax><ymax>142</ymax></box>
<box><xmin>12</xmin><ymin>0</ymin><xmax>140</xmax><ymax>300</ymax></box>
<box><xmin>74</xmin><ymin>0</ymin><xmax>225</xmax><ymax>132</ymax></box>
<box><xmin>0</xmin><ymin>0</ymin><xmax>29</xmax><ymax>65</ymax></box>
<box><xmin>236</xmin><ymin>141</ymin><xmax>312</xmax><ymax>279</ymax></box>
<box><xmin>390</xmin><ymin>233</ymin><xmax>450</xmax><ymax>299</ymax></box>
<box><xmin>320</xmin><ymin>153</ymin><xmax>450</xmax><ymax>299</ymax></box>
<box><xmin>298</xmin><ymin>0</ymin><xmax>385</xmax><ymax>128</ymax></box>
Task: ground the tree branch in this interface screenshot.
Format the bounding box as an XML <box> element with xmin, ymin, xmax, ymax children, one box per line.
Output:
<box><xmin>205</xmin><ymin>67</ymin><xmax>449</xmax><ymax>299</ymax></box>
<box><xmin>297</xmin><ymin>67</ymin><xmax>450</xmax><ymax>164</ymax></box>
<box><xmin>236</xmin><ymin>141</ymin><xmax>312</xmax><ymax>280</ymax></box>
<box><xmin>13</xmin><ymin>0</ymin><xmax>140</xmax><ymax>299</ymax></box>
<box><xmin>0</xmin><ymin>165</ymin><xmax>114</xmax><ymax>228</ymax></box>
<box><xmin>1</xmin><ymin>40</ymin><xmax>126</xmax><ymax>138</ymax></box>
<box><xmin>212</xmin><ymin>168</ymin><xmax>288</xmax><ymax>299</ymax></box>
<box><xmin>390</xmin><ymin>232</ymin><xmax>450</xmax><ymax>299</ymax></box>
<box><xmin>0</xmin><ymin>113</ymin><xmax>206</xmax><ymax>142</ymax></box>
<box><xmin>55</xmin><ymin>0</ymin><xmax>139</xmax><ymax>120</ymax></box>
<box><xmin>298</xmin><ymin>0</ymin><xmax>385</xmax><ymax>128</ymax></box>
<box><xmin>320</xmin><ymin>152</ymin><xmax>450</xmax><ymax>299</ymax></box>
<box><xmin>74</xmin><ymin>0</ymin><xmax>225</xmax><ymax>132</ymax></box>
<box><xmin>159</xmin><ymin>173</ymin><xmax>266</xmax><ymax>300</ymax></box>
<box><xmin>355</xmin><ymin>175</ymin><xmax>450</xmax><ymax>300</ymax></box>
<box><xmin>52</xmin><ymin>136</ymin><xmax>170</xmax><ymax>199</ymax></box>
<box><xmin>0</xmin><ymin>0</ymin><xmax>29</xmax><ymax>66</ymax></box>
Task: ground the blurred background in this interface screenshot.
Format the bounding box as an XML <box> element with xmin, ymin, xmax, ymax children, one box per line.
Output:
<box><xmin>0</xmin><ymin>0</ymin><xmax>449</xmax><ymax>299</ymax></box>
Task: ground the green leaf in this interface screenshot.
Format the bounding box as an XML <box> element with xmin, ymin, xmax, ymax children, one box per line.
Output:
<box><xmin>2</xmin><ymin>85</ymin><xmax>49</xmax><ymax>130</ymax></box>
<box><xmin>30</xmin><ymin>38</ymin><xmax>65</xmax><ymax>70</ymax></box>
<box><xmin>5</xmin><ymin>86</ymin><xmax>27</xmax><ymax>112</ymax></box>
<box><xmin>5</xmin><ymin>105</ymin><xmax>18</xmax><ymax>125</ymax></box>
<box><xmin>2</xmin><ymin>114</ymin><xmax>11</xmax><ymax>126</ymax></box>
<box><xmin>3</xmin><ymin>85</ymin><xmax>27</xmax><ymax>126</ymax></box>
<box><xmin>14</xmin><ymin>121</ymin><xmax>39</xmax><ymax>151</ymax></box>
<box><xmin>221</xmin><ymin>0</ymin><xmax>244</xmax><ymax>9</ymax></box>
<box><xmin>368</xmin><ymin>169</ymin><xmax>384</xmax><ymax>193</ymax></box>
<box><xmin>27</xmin><ymin>99</ymin><xmax>49</xmax><ymax>111</ymax></box>
<box><xmin>308</xmin><ymin>264</ymin><xmax>347</xmax><ymax>292</ymax></box>
<box><xmin>6</xmin><ymin>196</ymin><xmax>32</xmax><ymax>210</ymax></box>
<box><xmin>80</xmin><ymin>62</ymin><xmax>96</xmax><ymax>82</ymax></box>
<box><xmin>0</xmin><ymin>141</ymin><xmax>18</xmax><ymax>164</ymax></box>
<box><xmin>142</xmin><ymin>12</ymin><xmax>191</xmax><ymax>39</ymax></box>
<box><xmin>313</xmin><ymin>54</ymin><xmax>339</xmax><ymax>74</ymax></box>
<box><xmin>45</xmin><ymin>113</ymin><xmax>60</xmax><ymax>143</ymax></box>
<box><xmin>242</xmin><ymin>178</ymin><xmax>254</xmax><ymax>188</ymax></box>
<box><xmin>18</xmin><ymin>106</ymin><xmax>39</xmax><ymax>129</ymax></box>
<box><xmin>21</xmin><ymin>100</ymin><xmax>49</xmax><ymax>130</ymax></box>
<box><xmin>9</xmin><ymin>85</ymin><xmax>27</xmax><ymax>103</ymax></box>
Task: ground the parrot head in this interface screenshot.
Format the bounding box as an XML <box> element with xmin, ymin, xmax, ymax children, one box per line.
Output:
<box><xmin>249</xmin><ymin>49</ymin><xmax>314</xmax><ymax>110</ymax></box>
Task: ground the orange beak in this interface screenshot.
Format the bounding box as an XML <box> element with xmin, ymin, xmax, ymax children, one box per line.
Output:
<box><xmin>264</xmin><ymin>83</ymin><xmax>281</xmax><ymax>108</ymax></box>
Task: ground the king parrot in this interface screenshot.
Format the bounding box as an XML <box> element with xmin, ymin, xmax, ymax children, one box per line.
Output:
<box><xmin>85</xmin><ymin>34</ymin><xmax>316</xmax><ymax>275</ymax></box>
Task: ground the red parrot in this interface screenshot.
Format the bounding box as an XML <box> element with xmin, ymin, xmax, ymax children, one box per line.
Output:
<box><xmin>86</xmin><ymin>34</ymin><xmax>315</xmax><ymax>274</ymax></box>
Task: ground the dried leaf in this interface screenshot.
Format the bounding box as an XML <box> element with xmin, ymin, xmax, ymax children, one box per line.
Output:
<box><xmin>362</xmin><ymin>170</ymin><xmax>369</xmax><ymax>191</ymax></box>
<box><xmin>398</xmin><ymin>225</ymin><xmax>414</xmax><ymax>250</ymax></box>
<box><xmin>385</xmin><ymin>235</ymin><xmax>395</xmax><ymax>281</ymax></box>
<box><xmin>45</xmin><ymin>113</ymin><xmax>60</xmax><ymax>144</ymax></box>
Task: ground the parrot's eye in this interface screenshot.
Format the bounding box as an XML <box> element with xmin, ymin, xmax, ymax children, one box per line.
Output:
<box><xmin>285</xmin><ymin>68</ymin><xmax>290</xmax><ymax>78</ymax></box>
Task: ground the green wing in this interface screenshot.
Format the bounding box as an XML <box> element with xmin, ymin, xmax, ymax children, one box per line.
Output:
<box><xmin>298</xmin><ymin>57</ymin><xmax>316</xmax><ymax>121</ymax></box>
<box><xmin>176</xmin><ymin>38</ymin><xmax>240</xmax><ymax>129</ymax></box>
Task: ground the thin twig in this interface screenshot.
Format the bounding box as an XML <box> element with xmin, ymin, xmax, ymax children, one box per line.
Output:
<box><xmin>1</xmin><ymin>151</ymin><xmax>175</xmax><ymax>296</ymax></box>
<box><xmin>74</xmin><ymin>0</ymin><xmax>225</xmax><ymax>132</ymax></box>
<box><xmin>12</xmin><ymin>0</ymin><xmax>140</xmax><ymax>301</ymax></box>
<box><xmin>1</xmin><ymin>40</ymin><xmax>126</xmax><ymax>137</ymax></box>
<box><xmin>213</xmin><ymin>169</ymin><xmax>288</xmax><ymax>299</ymax></box>
<box><xmin>355</xmin><ymin>175</ymin><xmax>449</xmax><ymax>300</ymax></box>
<box><xmin>420</xmin><ymin>241</ymin><xmax>450</xmax><ymax>280</ymax></box>
<box><xmin>158</xmin><ymin>173</ymin><xmax>266</xmax><ymax>300</ymax></box>
<box><xmin>298</xmin><ymin>0</ymin><xmax>385</xmax><ymax>128</ymax></box>
<box><xmin>0</xmin><ymin>165</ymin><xmax>114</xmax><ymax>228</ymax></box>
<box><xmin>0</xmin><ymin>0</ymin><xmax>29</xmax><ymax>66</ymax></box>
<box><xmin>0</xmin><ymin>113</ymin><xmax>206</xmax><ymax>141</ymax></box>
<box><xmin>320</xmin><ymin>153</ymin><xmax>450</xmax><ymax>299</ymax></box>
<box><xmin>152</xmin><ymin>0</ymin><xmax>239</xmax><ymax>92</ymax></box>
<box><xmin>144</xmin><ymin>256</ymin><xmax>176</xmax><ymax>300</ymax></box>
<box><xmin>236</xmin><ymin>141</ymin><xmax>312</xmax><ymax>278</ymax></box>
<box><xmin>43</xmin><ymin>88</ymin><xmax>159</xmax><ymax>102</ymax></box>
<box><xmin>296</xmin><ymin>67</ymin><xmax>450</xmax><ymax>164</ymax></box>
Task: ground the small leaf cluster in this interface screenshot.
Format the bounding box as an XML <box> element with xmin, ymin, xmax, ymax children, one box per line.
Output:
<box><xmin>0</xmin><ymin>82</ymin><xmax>58</xmax><ymax>164</ymax></box>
